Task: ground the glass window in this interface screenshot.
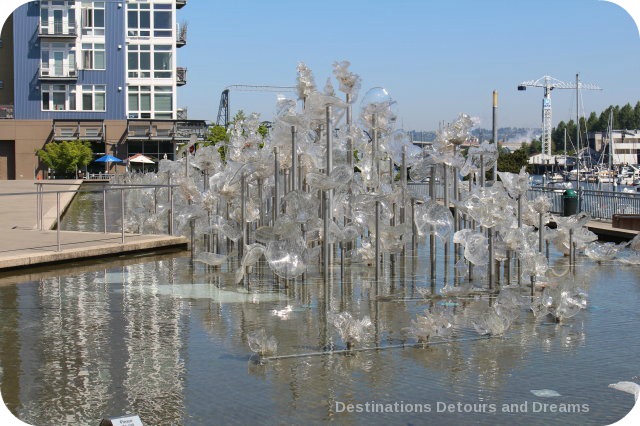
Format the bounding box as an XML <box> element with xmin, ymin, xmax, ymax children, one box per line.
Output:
<box><xmin>154</xmin><ymin>11</ymin><xmax>171</xmax><ymax>29</ymax></box>
<box><xmin>140</xmin><ymin>11</ymin><xmax>150</xmax><ymax>29</ymax></box>
<box><xmin>80</xmin><ymin>85</ymin><xmax>106</xmax><ymax>111</ymax></box>
<box><xmin>128</xmin><ymin>94</ymin><xmax>139</xmax><ymax>111</ymax></box>
<box><xmin>141</xmin><ymin>94</ymin><xmax>151</xmax><ymax>111</ymax></box>
<box><xmin>95</xmin><ymin>92</ymin><xmax>105</xmax><ymax>111</ymax></box>
<box><xmin>40</xmin><ymin>8</ymin><xmax>48</xmax><ymax>27</ymax></box>
<box><xmin>154</xmin><ymin>93</ymin><xmax>172</xmax><ymax>112</ymax></box>
<box><xmin>53</xmin><ymin>92</ymin><xmax>66</xmax><ymax>110</ymax></box>
<box><xmin>81</xmin><ymin>43</ymin><xmax>105</xmax><ymax>70</ymax></box>
<box><xmin>82</xmin><ymin>2</ymin><xmax>105</xmax><ymax>36</ymax></box>
<box><xmin>82</xmin><ymin>93</ymin><xmax>92</xmax><ymax>110</ymax></box>
<box><xmin>128</xmin><ymin>11</ymin><xmax>137</xmax><ymax>29</ymax></box>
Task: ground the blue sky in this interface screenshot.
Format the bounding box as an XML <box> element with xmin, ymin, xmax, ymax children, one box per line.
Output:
<box><xmin>2</xmin><ymin>0</ymin><xmax>639</xmax><ymax>131</ymax></box>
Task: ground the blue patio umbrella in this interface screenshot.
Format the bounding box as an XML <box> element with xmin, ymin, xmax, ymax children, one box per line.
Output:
<box><xmin>95</xmin><ymin>154</ymin><xmax>123</xmax><ymax>163</ymax></box>
<box><xmin>95</xmin><ymin>154</ymin><xmax>122</xmax><ymax>174</ymax></box>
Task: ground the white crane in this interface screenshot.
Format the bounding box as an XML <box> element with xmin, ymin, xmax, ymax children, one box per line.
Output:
<box><xmin>518</xmin><ymin>75</ymin><xmax>601</xmax><ymax>157</ymax></box>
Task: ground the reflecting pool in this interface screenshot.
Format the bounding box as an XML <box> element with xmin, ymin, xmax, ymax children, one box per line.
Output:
<box><xmin>0</xmin><ymin>246</ymin><xmax>638</xmax><ymax>425</ymax></box>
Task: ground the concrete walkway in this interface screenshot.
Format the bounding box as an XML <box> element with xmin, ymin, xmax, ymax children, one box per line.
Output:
<box><xmin>0</xmin><ymin>180</ymin><xmax>187</xmax><ymax>271</ymax></box>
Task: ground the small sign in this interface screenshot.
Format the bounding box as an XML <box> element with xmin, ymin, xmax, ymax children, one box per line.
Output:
<box><xmin>99</xmin><ymin>415</ymin><xmax>143</xmax><ymax>426</ymax></box>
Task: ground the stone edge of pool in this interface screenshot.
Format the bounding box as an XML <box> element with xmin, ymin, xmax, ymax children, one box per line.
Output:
<box><xmin>0</xmin><ymin>233</ymin><xmax>189</xmax><ymax>272</ymax></box>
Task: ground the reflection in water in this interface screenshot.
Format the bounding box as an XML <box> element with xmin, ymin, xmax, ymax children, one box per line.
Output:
<box><xmin>0</xmin><ymin>252</ymin><xmax>637</xmax><ymax>425</ymax></box>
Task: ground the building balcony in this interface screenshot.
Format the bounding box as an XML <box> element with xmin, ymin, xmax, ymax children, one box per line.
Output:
<box><xmin>176</xmin><ymin>0</ymin><xmax>187</xmax><ymax>9</ymax></box>
<box><xmin>177</xmin><ymin>67</ymin><xmax>187</xmax><ymax>86</ymax></box>
<box><xmin>39</xmin><ymin>21</ymin><xmax>78</xmax><ymax>38</ymax></box>
<box><xmin>176</xmin><ymin>23</ymin><xmax>188</xmax><ymax>47</ymax></box>
<box><xmin>0</xmin><ymin>105</ymin><xmax>14</xmax><ymax>119</ymax></box>
<box><xmin>39</xmin><ymin>64</ymin><xmax>78</xmax><ymax>80</ymax></box>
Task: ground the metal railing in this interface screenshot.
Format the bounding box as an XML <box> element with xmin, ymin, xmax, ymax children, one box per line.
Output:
<box><xmin>40</xmin><ymin>63</ymin><xmax>78</xmax><ymax>79</ymax></box>
<box><xmin>176</xmin><ymin>23</ymin><xmax>188</xmax><ymax>46</ymax></box>
<box><xmin>0</xmin><ymin>182</ymin><xmax>178</xmax><ymax>252</ymax></box>
<box><xmin>579</xmin><ymin>188</ymin><xmax>640</xmax><ymax>219</ymax></box>
<box><xmin>408</xmin><ymin>180</ymin><xmax>640</xmax><ymax>221</ymax></box>
<box><xmin>39</xmin><ymin>21</ymin><xmax>78</xmax><ymax>37</ymax></box>
<box><xmin>177</xmin><ymin>67</ymin><xmax>187</xmax><ymax>85</ymax></box>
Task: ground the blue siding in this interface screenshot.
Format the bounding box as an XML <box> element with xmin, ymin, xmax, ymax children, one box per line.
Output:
<box><xmin>13</xmin><ymin>1</ymin><xmax>126</xmax><ymax>120</ymax></box>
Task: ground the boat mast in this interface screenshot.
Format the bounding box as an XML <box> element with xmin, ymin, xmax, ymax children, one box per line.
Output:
<box><xmin>576</xmin><ymin>73</ymin><xmax>580</xmax><ymax>194</ymax></box>
<box><xmin>564</xmin><ymin>127</ymin><xmax>567</xmax><ymax>172</ymax></box>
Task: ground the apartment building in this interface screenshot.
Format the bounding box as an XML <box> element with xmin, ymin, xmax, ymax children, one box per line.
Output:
<box><xmin>0</xmin><ymin>0</ymin><xmax>205</xmax><ymax>179</ymax></box>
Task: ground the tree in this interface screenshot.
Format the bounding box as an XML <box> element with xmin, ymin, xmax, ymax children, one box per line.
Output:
<box><xmin>37</xmin><ymin>140</ymin><xmax>93</xmax><ymax>177</ymax></box>
<box><xmin>618</xmin><ymin>103</ymin><xmax>635</xmax><ymax>129</ymax></box>
<box><xmin>497</xmin><ymin>145</ymin><xmax>530</xmax><ymax>174</ymax></box>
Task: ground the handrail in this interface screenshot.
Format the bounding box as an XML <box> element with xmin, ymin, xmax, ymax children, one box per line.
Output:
<box><xmin>6</xmin><ymin>182</ymin><xmax>179</xmax><ymax>251</ymax></box>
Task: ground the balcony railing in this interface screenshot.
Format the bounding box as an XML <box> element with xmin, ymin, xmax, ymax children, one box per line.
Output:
<box><xmin>176</xmin><ymin>23</ymin><xmax>188</xmax><ymax>47</ymax></box>
<box><xmin>177</xmin><ymin>67</ymin><xmax>187</xmax><ymax>86</ymax></box>
<box><xmin>176</xmin><ymin>0</ymin><xmax>187</xmax><ymax>9</ymax></box>
<box><xmin>0</xmin><ymin>105</ymin><xmax>14</xmax><ymax>119</ymax></box>
<box><xmin>39</xmin><ymin>21</ymin><xmax>78</xmax><ymax>38</ymax></box>
<box><xmin>40</xmin><ymin>63</ymin><xmax>78</xmax><ymax>80</ymax></box>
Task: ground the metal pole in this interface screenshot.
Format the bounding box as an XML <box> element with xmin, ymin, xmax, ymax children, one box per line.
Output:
<box><xmin>576</xmin><ymin>73</ymin><xmax>581</xmax><ymax>209</ymax></box>
<box><xmin>429</xmin><ymin>166</ymin><xmax>436</xmax><ymax>281</ymax></box>
<box><xmin>372</xmin><ymin>113</ymin><xmax>378</xmax><ymax>188</ymax></box>
<box><xmin>36</xmin><ymin>184</ymin><xmax>40</xmax><ymax>231</ymax></box>
<box><xmin>323</xmin><ymin>190</ymin><xmax>329</xmax><ymax>279</ymax></box>
<box><xmin>39</xmin><ymin>183</ymin><xmax>44</xmax><ymax>231</ymax></box>
<box><xmin>56</xmin><ymin>192</ymin><xmax>61</xmax><ymax>252</ymax></box>
<box><xmin>190</xmin><ymin>218</ymin><xmax>196</xmax><ymax>263</ymax></box>
<box><xmin>326</xmin><ymin>106</ymin><xmax>333</xmax><ymax>267</ymax></box>
<box><xmin>291</xmin><ymin>125</ymin><xmax>297</xmax><ymax>192</ymax></box>
<box><xmin>240</xmin><ymin>173</ymin><xmax>246</xmax><ymax>258</ymax></box>
<box><xmin>539</xmin><ymin>211</ymin><xmax>544</xmax><ymax>254</ymax></box>
<box><xmin>298</xmin><ymin>154</ymin><xmax>304</xmax><ymax>191</ymax></box>
<box><xmin>168</xmin><ymin>173</ymin><xmax>173</xmax><ymax>235</ymax></box>
<box><xmin>492</xmin><ymin>90</ymin><xmax>498</xmax><ymax>181</ymax></box>
<box><xmin>273</xmin><ymin>147</ymin><xmax>279</xmax><ymax>224</ymax></box>
<box><xmin>258</xmin><ymin>177</ymin><xmax>264</xmax><ymax>226</ymax></box>
<box><xmin>517</xmin><ymin>195</ymin><xmax>522</xmax><ymax>286</ymax></box>
<box><xmin>488</xmin><ymin>227</ymin><xmax>494</xmax><ymax>290</ymax></box>
<box><xmin>443</xmin><ymin>164</ymin><xmax>449</xmax><ymax>263</ymax></box>
<box><xmin>411</xmin><ymin>197</ymin><xmax>417</xmax><ymax>254</ymax></box>
<box><xmin>120</xmin><ymin>188</ymin><xmax>125</xmax><ymax>244</ymax></box>
<box><xmin>569</xmin><ymin>227</ymin><xmax>574</xmax><ymax>271</ymax></box>
<box><xmin>375</xmin><ymin>200</ymin><xmax>380</xmax><ymax>284</ymax></box>
<box><xmin>103</xmin><ymin>188</ymin><xmax>107</xmax><ymax>233</ymax></box>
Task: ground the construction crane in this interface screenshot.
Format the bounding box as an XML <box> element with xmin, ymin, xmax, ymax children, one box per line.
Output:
<box><xmin>518</xmin><ymin>75</ymin><xmax>601</xmax><ymax>157</ymax></box>
<box><xmin>216</xmin><ymin>85</ymin><xmax>297</xmax><ymax>128</ymax></box>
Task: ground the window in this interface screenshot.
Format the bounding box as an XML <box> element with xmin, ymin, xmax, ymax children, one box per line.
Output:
<box><xmin>128</xmin><ymin>45</ymin><xmax>172</xmax><ymax>79</ymax></box>
<box><xmin>153</xmin><ymin>4</ymin><xmax>172</xmax><ymax>37</ymax></box>
<box><xmin>127</xmin><ymin>3</ymin><xmax>151</xmax><ymax>37</ymax></box>
<box><xmin>40</xmin><ymin>1</ymin><xmax>76</xmax><ymax>35</ymax></box>
<box><xmin>41</xmin><ymin>42</ymin><xmax>76</xmax><ymax>77</ymax></box>
<box><xmin>154</xmin><ymin>86</ymin><xmax>172</xmax><ymax>115</ymax></box>
<box><xmin>153</xmin><ymin>45</ymin><xmax>172</xmax><ymax>78</ymax></box>
<box><xmin>127</xmin><ymin>45</ymin><xmax>151</xmax><ymax>78</ymax></box>
<box><xmin>128</xmin><ymin>86</ymin><xmax>152</xmax><ymax>118</ymax></box>
<box><xmin>41</xmin><ymin>84</ymin><xmax>76</xmax><ymax>111</ymax></box>
<box><xmin>81</xmin><ymin>85</ymin><xmax>106</xmax><ymax>111</ymax></box>
<box><xmin>81</xmin><ymin>2</ymin><xmax>105</xmax><ymax>36</ymax></box>
<box><xmin>82</xmin><ymin>43</ymin><xmax>105</xmax><ymax>70</ymax></box>
<box><xmin>128</xmin><ymin>85</ymin><xmax>173</xmax><ymax>119</ymax></box>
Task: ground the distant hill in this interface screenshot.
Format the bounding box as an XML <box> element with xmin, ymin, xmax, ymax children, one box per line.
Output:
<box><xmin>408</xmin><ymin>127</ymin><xmax>541</xmax><ymax>144</ymax></box>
